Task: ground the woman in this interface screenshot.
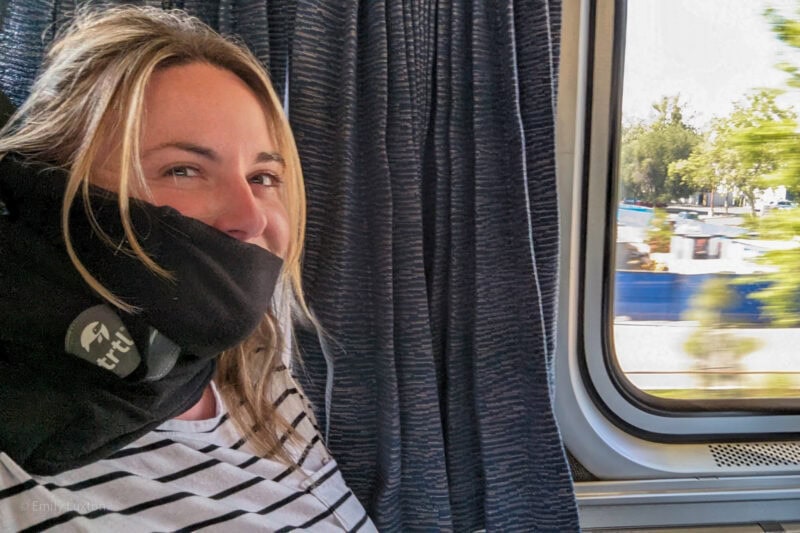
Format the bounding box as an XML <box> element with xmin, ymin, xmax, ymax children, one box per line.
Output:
<box><xmin>0</xmin><ymin>6</ymin><xmax>375</xmax><ymax>531</ymax></box>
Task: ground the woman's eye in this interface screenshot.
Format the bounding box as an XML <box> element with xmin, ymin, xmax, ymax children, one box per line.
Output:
<box><xmin>250</xmin><ymin>173</ymin><xmax>281</xmax><ymax>188</ymax></box>
<box><xmin>165</xmin><ymin>166</ymin><xmax>200</xmax><ymax>178</ymax></box>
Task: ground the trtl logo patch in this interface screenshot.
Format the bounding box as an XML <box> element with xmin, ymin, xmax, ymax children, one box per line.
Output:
<box><xmin>65</xmin><ymin>305</ymin><xmax>142</xmax><ymax>378</ymax></box>
<box><xmin>80</xmin><ymin>321</ymin><xmax>110</xmax><ymax>351</ymax></box>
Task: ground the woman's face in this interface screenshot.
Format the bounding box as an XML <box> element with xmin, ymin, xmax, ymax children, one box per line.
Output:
<box><xmin>95</xmin><ymin>62</ymin><xmax>290</xmax><ymax>257</ymax></box>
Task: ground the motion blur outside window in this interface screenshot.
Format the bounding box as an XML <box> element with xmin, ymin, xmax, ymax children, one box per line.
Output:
<box><xmin>613</xmin><ymin>0</ymin><xmax>800</xmax><ymax>405</ymax></box>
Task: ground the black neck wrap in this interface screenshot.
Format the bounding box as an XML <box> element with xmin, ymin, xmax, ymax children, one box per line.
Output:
<box><xmin>0</xmin><ymin>155</ymin><xmax>283</xmax><ymax>475</ymax></box>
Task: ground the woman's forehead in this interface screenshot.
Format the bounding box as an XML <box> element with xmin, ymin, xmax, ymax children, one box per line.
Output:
<box><xmin>140</xmin><ymin>63</ymin><xmax>279</xmax><ymax>158</ymax></box>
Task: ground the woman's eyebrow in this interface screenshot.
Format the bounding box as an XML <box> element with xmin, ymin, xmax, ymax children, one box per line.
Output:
<box><xmin>255</xmin><ymin>152</ymin><xmax>284</xmax><ymax>166</ymax></box>
<box><xmin>144</xmin><ymin>141</ymin><xmax>218</xmax><ymax>160</ymax></box>
<box><xmin>143</xmin><ymin>142</ymin><xmax>284</xmax><ymax>167</ymax></box>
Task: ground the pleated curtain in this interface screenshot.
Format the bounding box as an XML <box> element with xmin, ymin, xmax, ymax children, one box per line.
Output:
<box><xmin>0</xmin><ymin>1</ymin><xmax>579</xmax><ymax>530</ymax></box>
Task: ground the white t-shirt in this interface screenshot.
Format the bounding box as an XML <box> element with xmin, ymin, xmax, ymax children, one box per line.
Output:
<box><xmin>0</xmin><ymin>376</ymin><xmax>376</xmax><ymax>532</ymax></box>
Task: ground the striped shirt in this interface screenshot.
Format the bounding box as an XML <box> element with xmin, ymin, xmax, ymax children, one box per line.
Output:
<box><xmin>0</xmin><ymin>377</ymin><xmax>376</xmax><ymax>532</ymax></box>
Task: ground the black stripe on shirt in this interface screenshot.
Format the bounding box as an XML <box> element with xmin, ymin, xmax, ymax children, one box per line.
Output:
<box><xmin>272</xmin><ymin>387</ymin><xmax>302</xmax><ymax>409</ymax></box>
<box><xmin>22</xmin><ymin>491</ymin><xmax>194</xmax><ymax>532</ymax></box>
<box><xmin>38</xmin><ymin>454</ymin><xmax>216</xmax><ymax>497</ymax></box>
<box><xmin>40</xmin><ymin>441</ymin><xmax>235</xmax><ymax>496</ymax></box>
<box><xmin>172</xmin><ymin>484</ymin><xmax>307</xmax><ymax>532</ymax></box>
<box><xmin>305</xmin><ymin>462</ymin><xmax>340</xmax><ymax>491</ymax></box>
<box><xmin>348</xmin><ymin>511</ymin><xmax>370</xmax><ymax>533</ymax></box>
<box><xmin>278</xmin><ymin>412</ymin><xmax>307</xmax><ymax>446</ymax></box>
<box><xmin>270</xmin><ymin>463</ymin><xmax>296</xmax><ymax>483</ymax></box>
<box><xmin>272</xmin><ymin>387</ymin><xmax>298</xmax><ymax>409</ymax></box>
<box><xmin>107</xmin><ymin>439</ymin><xmax>174</xmax><ymax>459</ymax></box>
<box><xmin>198</xmin><ymin>413</ymin><xmax>230</xmax><ymax>433</ymax></box>
<box><xmin>0</xmin><ymin>479</ymin><xmax>36</xmax><ymax>500</ymax></box>
<box><xmin>208</xmin><ymin>429</ymin><xmax>325</xmax><ymax>499</ymax></box>
<box><xmin>210</xmin><ymin>475</ymin><xmax>263</xmax><ymax>500</ymax></box>
<box><xmin>216</xmin><ymin>449</ymin><xmax>321</xmax><ymax>501</ymax></box>
<box><xmin>172</xmin><ymin>509</ymin><xmax>249</xmax><ymax>533</ymax></box>
<box><xmin>274</xmin><ymin>490</ymin><xmax>353</xmax><ymax>533</ymax></box>
<box><xmin>17</xmin><ymin>414</ymin><xmax>323</xmax><ymax>523</ymax></box>
<box><xmin>29</xmin><ymin>459</ymin><xmax>267</xmax><ymax>530</ymax></box>
<box><xmin>43</xmin><ymin>470</ymin><xmax>132</xmax><ymax>493</ymax></box>
<box><xmin>274</xmin><ymin>441</ymin><xmax>327</xmax><ymax>484</ymax></box>
<box><xmin>236</xmin><ymin>455</ymin><xmax>261</xmax><ymax>469</ymax></box>
<box><xmin>156</xmin><ymin>458</ymin><xmax>220</xmax><ymax>483</ymax></box>
<box><xmin>172</xmin><ymin>464</ymin><xmax>341</xmax><ymax>532</ymax></box>
<box><xmin>230</xmin><ymin>410</ymin><xmax>306</xmax><ymax>452</ymax></box>
<box><xmin>22</xmin><ymin>510</ymin><xmax>83</xmax><ymax>533</ymax></box>
<box><xmin>37</xmin><ymin>456</ymin><xmax>214</xmax><ymax>496</ymax></box>
<box><xmin>257</xmin><ymin>463</ymin><xmax>339</xmax><ymax>517</ymax></box>
<box><xmin>271</xmin><ymin>427</ymin><xmax>322</xmax><ymax>483</ymax></box>
<box><xmin>149</xmin><ymin>383</ymin><xmax>298</xmax><ymax>446</ymax></box>
<box><xmin>296</xmin><ymin>435</ymin><xmax>322</xmax><ymax>469</ymax></box>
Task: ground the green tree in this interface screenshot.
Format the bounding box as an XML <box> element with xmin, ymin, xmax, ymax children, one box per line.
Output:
<box><xmin>727</xmin><ymin>89</ymin><xmax>797</xmax><ymax>213</ymax></box>
<box><xmin>645</xmin><ymin>208</ymin><xmax>671</xmax><ymax>253</ymax></box>
<box><xmin>619</xmin><ymin>96</ymin><xmax>701</xmax><ymax>204</ymax></box>
<box><xmin>761</xmin><ymin>5</ymin><xmax>800</xmax><ymax>195</ymax></box>
<box><xmin>765</xmin><ymin>5</ymin><xmax>800</xmax><ymax>90</ymax></box>
<box><xmin>734</xmin><ymin>4</ymin><xmax>800</xmax><ymax>328</ymax></box>
<box><xmin>745</xmin><ymin>209</ymin><xmax>800</xmax><ymax>327</ymax></box>
<box><xmin>683</xmin><ymin>278</ymin><xmax>761</xmax><ymax>391</ymax></box>
<box><xmin>667</xmin><ymin>133</ymin><xmax>730</xmax><ymax>216</ymax></box>
<box><xmin>670</xmin><ymin>89</ymin><xmax>796</xmax><ymax>216</ymax></box>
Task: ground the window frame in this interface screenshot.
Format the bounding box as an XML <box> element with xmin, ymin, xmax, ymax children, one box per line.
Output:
<box><xmin>554</xmin><ymin>0</ymin><xmax>800</xmax><ymax>477</ymax></box>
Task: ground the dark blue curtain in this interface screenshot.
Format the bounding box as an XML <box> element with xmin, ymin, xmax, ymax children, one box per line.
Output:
<box><xmin>0</xmin><ymin>1</ymin><xmax>579</xmax><ymax>531</ymax></box>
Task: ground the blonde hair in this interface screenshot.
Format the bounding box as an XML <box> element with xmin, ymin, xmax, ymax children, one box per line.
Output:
<box><xmin>0</xmin><ymin>6</ymin><xmax>313</xmax><ymax>463</ymax></box>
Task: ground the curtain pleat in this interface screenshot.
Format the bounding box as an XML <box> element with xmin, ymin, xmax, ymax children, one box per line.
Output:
<box><xmin>0</xmin><ymin>1</ymin><xmax>290</xmax><ymax>103</ymax></box>
<box><xmin>290</xmin><ymin>1</ymin><xmax>578</xmax><ymax>530</ymax></box>
<box><xmin>0</xmin><ymin>2</ymin><xmax>54</xmax><ymax>106</ymax></box>
<box><xmin>289</xmin><ymin>2</ymin><xmax>455</xmax><ymax>527</ymax></box>
<box><xmin>423</xmin><ymin>1</ymin><xmax>478</xmax><ymax>527</ymax></box>
<box><xmin>0</xmin><ymin>1</ymin><xmax>579</xmax><ymax>530</ymax></box>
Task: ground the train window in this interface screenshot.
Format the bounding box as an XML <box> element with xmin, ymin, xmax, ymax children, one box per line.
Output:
<box><xmin>556</xmin><ymin>0</ymin><xmax>800</xmax><ymax>449</ymax></box>
<box><xmin>556</xmin><ymin>2</ymin><xmax>800</xmax><ymax>527</ymax></box>
<box><xmin>611</xmin><ymin>0</ymin><xmax>800</xmax><ymax>410</ymax></box>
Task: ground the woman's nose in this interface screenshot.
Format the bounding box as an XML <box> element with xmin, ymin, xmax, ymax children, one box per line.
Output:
<box><xmin>212</xmin><ymin>179</ymin><xmax>268</xmax><ymax>244</ymax></box>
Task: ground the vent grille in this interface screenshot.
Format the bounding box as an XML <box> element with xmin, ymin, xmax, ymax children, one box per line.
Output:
<box><xmin>709</xmin><ymin>442</ymin><xmax>800</xmax><ymax>468</ymax></box>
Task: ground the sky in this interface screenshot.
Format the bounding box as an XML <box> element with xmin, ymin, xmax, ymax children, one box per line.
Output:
<box><xmin>622</xmin><ymin>0</ymin><xmax>800</xmax><ymax>129</ymax></box>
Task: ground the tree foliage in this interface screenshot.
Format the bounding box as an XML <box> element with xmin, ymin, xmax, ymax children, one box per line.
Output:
<box><xmin>760</xmin><ymin>5</ymin><xmax>800</xmax><ymax>195</ymax></box>
<box><xmin>738</xmin><ymin>3</ymin><xmax>800</xmax><ymax>328</ymax></box>
<box><xmin>645</xmin><ymin>208</ymin><xmax>671</xmax><ymax>253</ymax></box>
<box><xmin>683</xmin><ymin>278</ymin><xmax>761</xmax><ymax>390</ymax></box>
<box><xmin>619</xmin><ymin>96</ymin><xmax>701</xmax><ymax>204</ymax></box>
<box><xmin>765</xmin><ymin>5</ymin><xmax>800</xmax><ymax>90</ymax></box>
<box><xmin>669</xmin><ymin>89</ymin><xmax>796</xmax><ymax>216</ymax></box>
<box><xmin>746</xmin><ymin>209</ymin><xmax>800</xmax><ymax>327</ymax></box>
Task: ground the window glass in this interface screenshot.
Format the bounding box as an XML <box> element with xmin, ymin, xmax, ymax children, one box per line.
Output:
<box><xmin>613</xmin><ymin>0</ymin><xmax>800</xmax><ymax>403</ymax></box>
